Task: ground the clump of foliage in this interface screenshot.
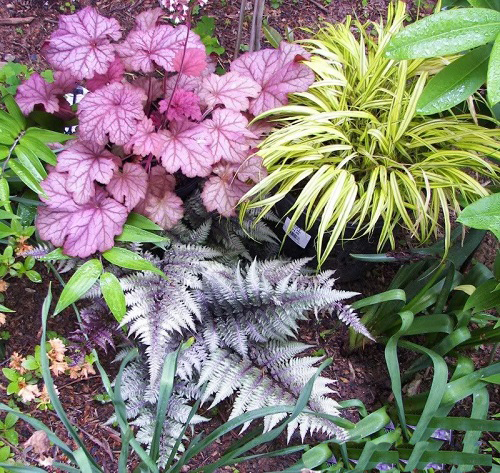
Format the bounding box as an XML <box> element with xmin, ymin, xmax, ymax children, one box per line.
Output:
<box><xmin>241</xmin><ymin>2</ymin><xmax>499</xmax><ymax>266</ymax></box>
<box><xmin>79</xmin><ymin>241</ymin><xmax>367</xmax><ymax>462</ymax></box>
<box><xmin>14</xmin><ymin>6</ymin><xmax>314</xmax><ymax>258</ymax></box>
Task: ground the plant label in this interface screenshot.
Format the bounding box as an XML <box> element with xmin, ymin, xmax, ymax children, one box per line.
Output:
<box><xmin>283</xmin><ymin>217</ymin><xmax>311</xmax><ymax>249</ymax></box>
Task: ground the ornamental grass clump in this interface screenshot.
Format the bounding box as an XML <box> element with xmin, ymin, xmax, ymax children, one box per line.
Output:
<box><xmin>241</xmin><ymin>2</ymin><xmax>500</xmax><ymax>267</ymax></box>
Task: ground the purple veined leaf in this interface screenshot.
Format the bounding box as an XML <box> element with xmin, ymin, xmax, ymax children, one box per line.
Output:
<box><xmin>200</xmin><ymin>71</ymin><xmax>262</xmax><ymax>111</ymax></box>
<box><xmin>36</xmin><ymin>172</ymin><xmax>127</xmax><ymax>258</ymax></box>
<box><xmin>231</xmin><ymin>41</ymin><xmax>314</xmax><ymax>116</ymax></box>
<box><xmin>115</xmin><ymin>24</ymin><xmax>203</xmax><ymax>73</ymax></box>
<box><xmin>85</xmin><ymin>56</ymin><xmax>125</xmax><ymax>92</ymax></box>
<box><xmin>123</xmin><ymin>117</ymin><xmax>165</xmax><ymax>158</ymax></box>
<box><xmin>132</xmin><ymin>77</ymin><xmax>164</xmax><ymax>102</ymax></box>
<box><xmin>16</xmin><ymin>73</ymin><xmax>60</xmax><ymax>115</ymax></box>
<box><xmin>53</xmin><ymin>70</ymin><xmax>79</xmax><ymax>94</ymax></box>
<box><xmin>159</xmin><ymin>89</ymin><xmax>202</xmax><ymax>122</ymax></box>
<box><xmin>55</xmin><ymin>140</ymin><xmax>118</xmax><ymax>204</ymax></box>
<box><xmin>203</xmin><ymin>109</ymin><xmax>257</xmax><ymax>164</ymax></box>
<box><xmin>77</xmin><ymin>82</ymin><xmax>146</xmax><ymax>145</ymax></box>
<box><xmin>106</xmin><ymin>162</ymin><xmax>148</xmax><ymax>211</ymax></box>
<box><xmin>134</xmin><ymin>166</ymin><xmax>176</xmax><ymax>216</ymax></box>
<box><xmin>144</xmin><ymin>189</ymin><xmax>184</xmax><ymax>229</ymax></box>
<box><xmin>159</xmin><ymin>119</ymin><xmax>214</xmax><ymax>177</ymax></box>
<box><xmin>135</xmin><ymin>7</ymin><xmax>165</xmax><ymax>31</ymax></box>
<box><xmin>173</xmin><ymin>48</ymin><xmax>207</xmax><ymax>77</ymax></box>
<box><xmin>165</xmin><ymin>73</ymin><xmax>203</xmax><ymax>98</ymax></box>
<box><xmin>43</xmin><ymin>7</ymin><xmax>121</xmax><ymax>80</ymax></box>
<box><xmin>236</xmin><ymin>153</ymin><xmax>267</xmax><ymax>183</ymax></box>
<box><xmin>201</xmin><ymin>165</ymin><xmax>252</xmax><ymax>217</ymax></box>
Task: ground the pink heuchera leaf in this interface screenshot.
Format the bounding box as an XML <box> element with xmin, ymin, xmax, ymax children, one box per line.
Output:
<box><xmin>116</xmin><ymin>25</ymin><xmax>203</xmax><ymax>73</ymax></box>
<box><xmin>135</xmin><ymin>8</ymin><xmax>164</xmax><ymax>30</ymax></box>
<box><xmin>43</xmin><ymin>7</ymin><xmax>121</xmax><ymax>80</ymax></box>
<box><xmin>106</xmin><ymin>162</ymin><xmax>148</xmax><ymax>210</ymax></box>
<box><xmin>173</xmin><ymin>48</ymin><xmax>207</xmax><ymax>77</ymax></box>
<box><xmin>230</xmin><ymin>42</ymin><xmax>314</xmax><ymax>116</ymax></box>
<box><xmin>159</xmin><ymin>120</ymin><xmax>214</xmax><ymax>177</ymax></box>
<box><xmin>132</xmin><ymin>77</ymin><xmax>164</xmax><ymax>102</ymax></box>
<box><xmin>200</xmin><ymin>71</ymin><xmax>261</xmax><ymax>111</ymax></box>
<box><xmin>55</xmin><ymin>140</ymin><xmax>118</xmax><ymax>204</ymax></box>
<box><xmin>237</xmin><ymin>154</ymin><xmax>267</xmax><ymax>183</ymax></box>
<box><xmin>78</xmin><ymin>82</ymin><xmax>146</xmax><ymax>145</ymax></box>
<box><xmin>203</xmin><ymin>109</ymin><xmax>256</xmax><ymax>164</ymax></box>
<box><xmin>134</xmin><ymin>167</ymin><xmax>183</xmax><ymax>229</ymax></box>
<box><xmin>201</xmin><ymin>165</ymin><xmax>251</xmax><ymax>217</ymax></box>
<box><xmin>37</xmin><ymin>171</ymin><xmax>127</xmax><ymax>257</ymax></box>
<box><xmin>86</xmin><ymin>56</ymin><xmax>124</xmax><ymax>92</ymax></box>
<box><xmin>53</xmin><ymin>70</ymin><xmax>79</xmax><ymax>94</ymax></box>
<box><xmin>159</xmin><ymin>89</ymin><xmax>202</xmax><ymax>122</ymax></box>
<box><xmin>124</xmin><ymin>117</ymin><xmax>164</xmax><ymax>157</ymax></box>
<box><xmin>16</xmin><ymin>73</ymin><xmax>60</xmax><ymax>115</ymax></box>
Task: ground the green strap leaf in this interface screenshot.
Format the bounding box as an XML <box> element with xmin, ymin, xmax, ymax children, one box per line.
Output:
<box><xmin>464</xmin><ymin>279</ymin><xmax>500</xmax><ymax>312</ymax></box>
<box><xmin>102</xmin><ymin>247</ymin><xmax>167</xmax><ymax>279</ymax></box>
<box><xmin>20</xmin><ymin>135</ymin><xmax>58</xmax><ymax>166</ymax></box>
<box><xmin>0</xmin><ymin>177</ymin><xmax>12</xmax><ymax>213</ymax></box>
<box><xmin>417</xmin><ymin>44</ymin><xmax>492</xmax><ymax>114</ymax></box>
<box><xmin>24</xmin><ymin>127</ymin><xmax>74</xmax><ymax>143</ymax></box>
<box><xmin>14</xmin><ymin>143</ymin><xmax>47</xmax><ymax>181</ymax></box>
<box><xmin>489</xmin><ymin>33</ymin><xmax>500</xmax><ymax>105</ymax></box>
<box><xmin>125</xmin><ymin>212</ymin><xmax>163</xmax><ymax>231</ymax></box>
<box><xmin>99</xmin><ymin>272</ymin><xmax>126</xmax><ymax>322</ymax></box>
<box><xmin>8</xmin><ymin>160</ymin><xmax>44</xmax><ymax>195</ymax></box>
<box><xmin>115</xmin><ymin>224</ymin><xmax>170</xmax><ymax>244</ymax></box>
<box><xmin>2</xmin><ymin>94</ymin><xmax>26</xmax><ymax>129</ymax></box>
<box><xmin>468</xmin><ymin>0</ymin><xmax>500</xmax><ymax>11</ymax></box>
<box><xmin>386</xmin><ymin>8</ymin><xmax>500</xmax><ymax>59</ymax></box>
<box><xmin>54</xmin><ymin>259</ymin><xmax>103</xmax><ymax>315</ymax></box>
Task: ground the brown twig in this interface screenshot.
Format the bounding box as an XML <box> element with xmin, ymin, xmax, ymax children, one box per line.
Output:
<box><xmin>307</xmin><ymin>0</ymin><xmax>329</xmax><ymax>14</ymax></box>
<box><xmin>0</xmin><ymin>17</ymin><xmax>35</xmax><ymax>25</ymax></box>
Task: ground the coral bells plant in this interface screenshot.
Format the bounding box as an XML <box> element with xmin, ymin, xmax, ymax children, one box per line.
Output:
<box><xmin>14</xmin><ymin>6</ymin><xmax>314</xmax><ymax>258</ymax></box>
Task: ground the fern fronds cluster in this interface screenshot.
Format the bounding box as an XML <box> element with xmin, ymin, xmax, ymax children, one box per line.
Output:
<box><xmin>96</xmin><ymin>242</ymin><xmax>365</xmax><ymax>460</ymax></box>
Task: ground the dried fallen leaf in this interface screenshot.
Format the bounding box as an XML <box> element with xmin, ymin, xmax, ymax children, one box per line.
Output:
<box><xmin>24</xmin><ymin>430</ymin><xmax>50</xmax><ymax>455</ymax></box>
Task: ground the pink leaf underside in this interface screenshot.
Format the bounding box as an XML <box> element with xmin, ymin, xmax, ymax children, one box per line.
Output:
<box><xmin>201</xmin><ymin>172</ymin><xmax>251</xmax><ymax>217</ymax></box>
<box><xmin>200</xmin><ymin>71</ymin><xmax>261</xmax><ymax>111</ymax></box>
<box><xmin>159</xmin><ymin>89</ymin><xmax>202</xmax><ymax>122</ymax></box>
<box><xmin>135</xmin><ymin>8</ymin><xmax>164</xmax><ymax>31</ymax></box>
<box><xmin>43</xmin><ymin>7</ymin><xmax>121</xmax><ymax>80</ymax></box>
<box><xmin>86</xmin><ymin>56</ymin><xmax>125</xmax><ymax>92</ymax></box>
<box><xmin>106</xmin><ymin>162</ymin><xmax>148</xmax><ymax>210</ymax></box>
<box><xmin>203</xmin><ymin>109</ymin><xmax>257</xmax><ymax>164</ymax></box>
<box><xmin>16</xmin><ymin>73</ymin><xmax>60</xmax><ymax>115</ymax></box>
<box><xmin>77</xmin><ymin>82</ymin><xmax>147</xmax><ymax>145</ymax></box>
<box><xmin>159</xmin><ymin>120</ymin><xmax>214</xmax><ymax>177</ymax></box>
<box><xmin>173</xmin><ymin>48</ymin><xmax>207</xmax><ymax>77</ymax></box>
<box><xmin>124</xmin><ymin>117</ymin><xmax>164</xmax><ymax>157</ymax></box>
<box><xmin>37</xmin><ymin>172</ymin><xmax>127</xmax><ymax>257</ymax></box>
<box><xmin>55</xmin><ymin>140</ymin><xmax>118</xmax><ymax>204</ymax></box>
<box><xmin>236</xmin><ymin>154</ymin><xmax>268</xmax><ymax>183</ymax></box>
<box><xmin>230</xmin><ymin>42</ymin><xmax>314</xmax><ymax>116</ymax></box>
<box><xmin>132</xmin><ymin>77</ymin><xmax>164</xmax><ymax>102</ymax></box>
<box><xmin>116</xmin><ymin>25</ymin><xmax>203</xmax><ymax>73</ymax></box>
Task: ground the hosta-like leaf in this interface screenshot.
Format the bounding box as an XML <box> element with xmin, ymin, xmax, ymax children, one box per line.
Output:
<box><xmin>55</xmin><ymin>140</ymin><xmax>118</xmax><ymax>204</ymax></box>
<box><xmin>37</xmin><ymin>172</ymin><xmax>127</xmax><ymax>257</ymax></box>
<box><xmin>488</xmin><ymin>33</ymin><xmax>500</xmax><ymax>105</ymax></box>
<box><xmin>106</xmin><ymin>163</ymin><xmax>148</xmax><ymax>211</ymax></box>
<box><xmin>159</xmin><ymin>120</ymin><xmax>214</xmax><ymax>177</ymax></box>
<box><xmin>416</xmin><ymin>44</ymin><xmax>491</xmax><ymax>114</ymax></box>
<box><xmin>203</xmin><ymin>109</ymin><xmax>256</xmax><ymax>164</ymax></box>
<box><xmin>200</xmin><ymin>71</ymin><xmax>262</xmax><ymax>111</ymax></box>
<box><xmin>77</xmin><ymin>82</ymin><xmax>146</xmax><ymax>145</ymax></box>
<box><xmin>231</xmin><ymin>42</ymin><xmax>315</xmax><ymax>116</ymax></box>
<box><xmin>173</xmin><ymin>48</ymin><xmax>207</xmax><ymax>77</ymax></box>
<box><xmin>116</xmin><ymin>25</ymin><xmax>203</xmax><ymax>73</ymax></box>
<box><xmin>15</xmin><ymin>74</ymin><xmax>60</xmax><ymax>115</ymax></box>
<box><xmin>100</xmin><ymin>272</ymin><xmax>126</xmax><ymax>322</ymax></box>
<box><xmin>457</xmin><ymin>193</ymin><xmax>500</xmax><ymax>238</ymax></box>
<box><xmin>124</xmin><ymin>117</ymin><xmax>165</xmax><ymax>157</ymax></box>
<box><xmin>202</xmin><ymin>166</ymin><xmax>252</xmax><ymax>217</ymax></box>
<box><xmin>159</xmin><ymin>89</ymin><xmax>202</xmax><ymax>122</ymax></box>
<box><xmin>85</xmin><ymin>56</ymin><xmax>125</xmax><ymax>92</ymax></box>
<box><xmin>385</xmin><ymin>8</ymin><xmax>500</xmax><ymax>59</ymax></box>
<box><xmin>43</xmin><ymin>7</ymin><xmax>122</xmax><ymax>80</ymax></box>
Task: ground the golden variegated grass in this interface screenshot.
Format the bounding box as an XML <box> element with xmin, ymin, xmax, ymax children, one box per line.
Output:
<box><xmin>240</xmin><ymin>2</ymin><xmax>499</xmax><ymax>267</ymax></box>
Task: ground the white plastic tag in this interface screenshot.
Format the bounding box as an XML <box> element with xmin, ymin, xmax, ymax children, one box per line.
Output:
<box><xmin>283</xmin><ymin>217</ymin><xmax>311</xmax><ymax>249</ymax></box>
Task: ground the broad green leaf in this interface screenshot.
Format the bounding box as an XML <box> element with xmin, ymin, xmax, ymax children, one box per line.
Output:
<box><xmin>100</xmin><ymin>272</ymin><xmax>126</xmax><ymax>322</ymax></box>
<box><xmin>417</xmin><ymin>44</ymin><xmax>491</xmax><ymax>114</ymax></box>
<box><xmin>4</xmin><ymin>412</ymin><xmax>18</xmax><ymax>429</ymax></box>
<box><xmin>35</xmin><ymin>247</ymin><xmax>71</xmax><ymax>262</ymax></box>
<box><xmin>0</xmin><ymin>178</ymin><xmax>11</xmax><ymax>213</ymax></box>
<box><xmin>302</xmin><ymin>443</ymin><xmax>332</xmax><ymax>468</ymax></box>
<box><xmin>2</xmin><ymin>368</ymin><xmax>19</xmax><ymax>382</ymax></box>
<box><xmin>8</xmin><ymin>160</ymin><xmax>44</xmax><ymax>195</ymax></box>
<box><xmin>14</xmin><ymin>143</ymin><xmax>47</xmax><ymax>181</ymax></box>
<box><xmin>23</xmin><ymin>127</ymin><xmax>74</xmax><ymax>144</ymax></box>
<box><xmin>263</xmin><ymin>22</ymin><xmax>283</xmax><ymax>48</ymax></box>
<box><xmin>126</xmin><ymin>212</ymin><xmax>163</xmax><ymax>231</ymax></box>
<box><xmin>468</xmin><ymin>0</ymin><xmax>500</xmax><ymax>10</ymax></box>
<box><xmin>457</xmin><ymin>193</ymin><xmax>500</xmax><ymax>238</ymax></box>
<box><xmin>386</xmin><ymin>9</ymin><xmax>500</xmax><ymax>59</ymax></box>
<box><xmin>115</xmin><ymin>224</ymin><xmax>169</xmax><ymax>244</ymax></box>
<box><xmin>488</xmin><ymin>33</ymin><xmax>500</xmax><ymax>105</ymax></box>
<box><xmin>102</xmin><ymin>247</ymin><xmax>166</xmax><ymax>278</ymax></box>
<box><xmin>2</xmin><ymin>95</ymin><xmax>26</xmax><ymax>129</ymax></box>
<box><xmin>481</xmin><ymin>373</ymin><xmax>500</xmax><ymax>383</ymax></box>
<box><xmin>54</xmin><ymin>259</ymin><xmax>103</xmax><ymax>315</ymax></box>
<box><xmin>20</xmin><ymin>135</ymin><xmax>57</xmax><ymax>166</ymax></box>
